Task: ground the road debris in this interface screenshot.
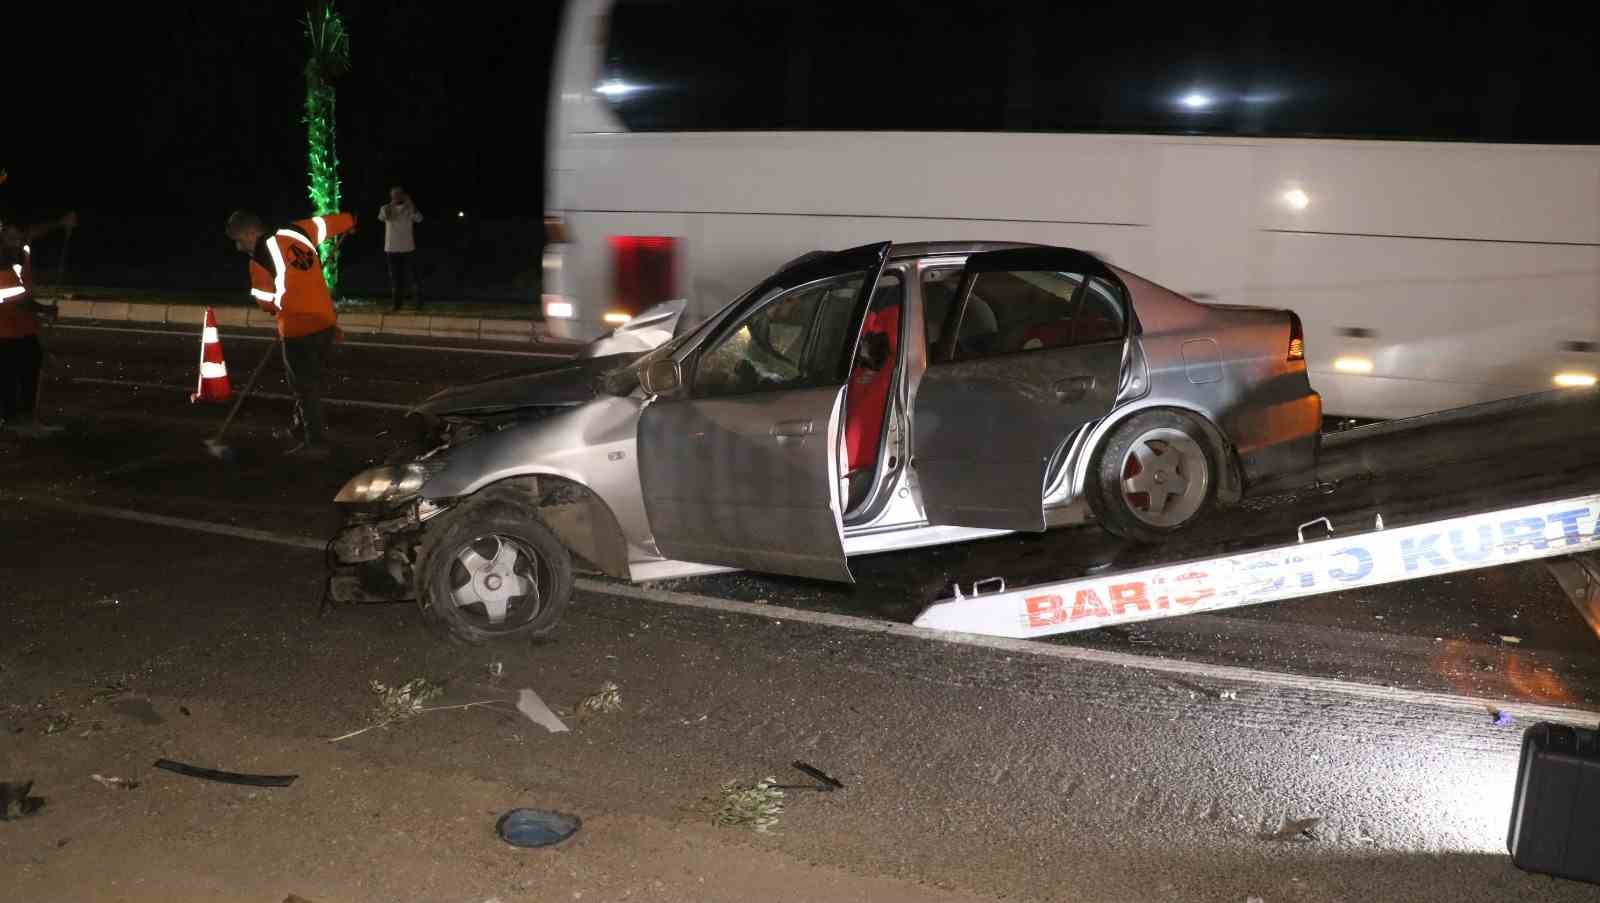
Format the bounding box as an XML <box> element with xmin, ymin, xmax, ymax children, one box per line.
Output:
<box><xmin>1499</xmin><ymin>635</ymin><xmax>1523</xmax><ymax>645</ymax></box>
<box><xmin>576</xmin><ymin>681</ymin><xmax>622</xmax><ymax>717</ymax></box>
<box><xmin>91</xmin><ymin>596</ymin><xmax>121</xmax><ymax>608</ymax></box>
<box><xmin>42</xmin><ymin>712</ymin><xmax>74</xmax><ymax>735</ymax></box>
<box><xmin>1</xmin><ymin>780</ymin><xmax>46</xmax><ymax>820</ymax></box>
<box><xmin>1492</xmin><ymin>709</ymin><xmax>1515</xmax><ymax>727</ymax></box>
<box><xmin>495</xmin><ymin>808</ymin><xmax>582</xmax><ymax>848</ymax></box>
<box><xmin>515</xmin><ymin>689</ymin><xmax>570</xmax><ymax>734</ymax></box>
<box><xmin>110</xmin><ymin>698</ymin><xmax>164</xmax><ymax>725</ymax></box>
<box><xmin>329</xmin><ymin>677</ymin><xmax>505</xmax><ymax>742</ymax></box>
<box><xmin>372</xmin><ymin>678</ymin><xmax>444</xmax><ymax>722</ymax></box>
<box><xmin>90</xmin><ymin>774</ymin><xmax>140</xmax><ymax>790</ymax></box>
<box><xmin>487</xmin><ymin>661</ymin><xmax>504</xmax><ymax>680</ymax></box>
<box><xmin>1261</xmin><ymin>815</ymin><xmax>1322</xmax><ymax>842</ymax></box>
<box><xmin>153</xmin><ymin>759</ymin><xmax>298</xmax><ymax>787</ymax></box>
<box><xmin>776</xmin><ymin>761</ymin><xmax>844</xmax><ymax>792</ymax></box>
<box><xmin>716</xmin><ymin>777</ymin><xmax>785</xmax><ymax>833</ymax></box>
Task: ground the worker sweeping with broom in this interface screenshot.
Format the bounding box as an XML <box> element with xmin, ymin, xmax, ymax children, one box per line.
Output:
<box><xmin>0</xmin><ymin>210</ymin><xmax>77</xmax><ymax>437</ymax></box>
<box><xmin>224</xmin><ymin>209</ymin><xmax>356</xmax><ymax>457</ymax></box>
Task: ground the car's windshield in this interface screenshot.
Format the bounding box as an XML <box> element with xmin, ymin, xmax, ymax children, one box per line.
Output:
<box><xmin>595</xmin><ymin>287</ymin><xmax>753</xmax><ymax>397</ymax></box>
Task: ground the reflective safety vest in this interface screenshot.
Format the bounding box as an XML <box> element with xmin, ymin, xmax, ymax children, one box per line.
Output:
<box><xmin>0</xmin><ymin>243</ymin><xmax>38</xmax><ymax>339</ymax></box>
<box><xmin>247</xmin><ymin>213</ymin><xmax>356</xmax><ymax>339</ymax></box>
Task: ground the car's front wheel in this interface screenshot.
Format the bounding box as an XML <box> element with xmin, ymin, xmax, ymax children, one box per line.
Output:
<box><xmin>416</xmin><ymin>499</ymin><xmax>575</xmax><ymax>644</ymax></box>
<box><xmin>1091</xmin><ymin>410</ymin><xmax>1218</xmax><ymax>544</ymax></box>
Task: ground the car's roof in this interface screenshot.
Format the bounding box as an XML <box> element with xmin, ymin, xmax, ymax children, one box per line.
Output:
<box><xmin>879</xmin><ymin>240</ymin><xmax>1205</xmax><ymax>323</ymax></box>
<box><xmin>886</xmin><ymin>240</ymin><xmax>1041</xmax><ymax>261</ymax></box>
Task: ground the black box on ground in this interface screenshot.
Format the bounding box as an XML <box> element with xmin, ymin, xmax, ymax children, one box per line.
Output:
<box><xmin>1508</xmin><ymin>721</ymin><xmax>1600</xmax><ymax>884</ymax></box>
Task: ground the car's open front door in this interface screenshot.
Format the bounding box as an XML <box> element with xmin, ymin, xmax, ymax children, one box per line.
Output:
<box><xmin>912</xmin><ymin>247</ymin><xmax>1128</xmax><ymax>531</ymax></box>
<box><xmin>636</xmin><ymin>243</ymin><xmax>890</xmax><ymax>581</ymax></box>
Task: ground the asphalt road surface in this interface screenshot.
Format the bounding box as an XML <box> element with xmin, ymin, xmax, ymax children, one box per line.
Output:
<box><xmin>4</xmin><ymin>320</ymin><xmax>1598</xmax><ymax>902</ymax></box>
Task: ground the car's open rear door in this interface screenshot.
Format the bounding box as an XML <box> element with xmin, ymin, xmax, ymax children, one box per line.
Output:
<box><xmin>911</xmin><ymin>247</ymin><xmax>1127</xmax><ymax>531</ymax></box>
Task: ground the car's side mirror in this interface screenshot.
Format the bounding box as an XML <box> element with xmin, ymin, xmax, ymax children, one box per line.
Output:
<box><xmin>641</xmin><ymin>358</ymin><xmax>682</xmax><ymax>396</ymax></box>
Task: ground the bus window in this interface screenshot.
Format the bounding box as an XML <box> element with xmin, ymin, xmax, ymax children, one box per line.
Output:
<box><xmin>603</xmin><ymin>0</ymin><xmax>1600</xmax><ymax>144</ymax></box>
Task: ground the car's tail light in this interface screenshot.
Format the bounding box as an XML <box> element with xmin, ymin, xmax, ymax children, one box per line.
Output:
<box><xmin>1287</xmin><ymin>312</ymin><xmax>1305</xmax><ymax>362</ymax></box>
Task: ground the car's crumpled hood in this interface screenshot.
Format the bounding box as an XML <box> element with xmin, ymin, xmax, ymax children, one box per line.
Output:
<box><xmin>410</xmin><ymin>352</ymin><xmax>644</xmax><ymax>417</ymax></box>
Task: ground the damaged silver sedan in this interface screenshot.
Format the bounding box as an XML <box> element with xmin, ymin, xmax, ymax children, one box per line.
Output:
<box><xmin>330</xmin><ymin>242</ymin><xmax>1321</xmax><ymax>643</ymax></box>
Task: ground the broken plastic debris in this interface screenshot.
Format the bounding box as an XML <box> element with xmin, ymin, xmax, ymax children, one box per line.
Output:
<box><xmin>1218</xmin><ymin>690</ymin><xmax>1239</xmax><ymax>701</ymax></box>
<box><xmin>1261</xmin><ymin>816</ymin><xmax>1322</xmax><ymax>842</ymax></box>
<box><xmin>1499</xmin><ymin>635</ymin><xmax>1523</xmax><ymax>645</ymax></box>
<box><xmin>496</xmin><ymin>808</ymin><xmax>581</xmax><ymax>848</ymax></box>
<box><xmin>775</xmin><ymin>761</ymin><xmax>844</xmax><ymax>792</ymax></box>
<box><xmin>90</xmin><ymin>774</ymin><xmax>139</xmax><ymax>790</ymax></box>
<box><xmin>1</xmin><ymin>780</ymin><xmax>45</xmax><ymax>820</ymax></box>
<box><xmin>1492</xmin><ymin>710</ymin><xmax>1514</xmax><ymax>727</ymax></box>
<box><xmin>153</xmin><ymin>759</ymin><xmax>298</xmax><ymax>787</ymax></box>
<box><xmin>487</xmin><ymin>661</ymin><xmax>504</xmax><ymax>678</ymax></box>
<box><xmin>515</xmin><ymin>689</ymin><xmax>569</xmax><ymax>733</ymax></box>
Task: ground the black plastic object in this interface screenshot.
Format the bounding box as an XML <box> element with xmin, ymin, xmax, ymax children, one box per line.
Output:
<box><xmin>153</xmin><ymin>759</ymin><xmax>298</xmax><ymax>787</ymax></box>
<box><xmin>496</xmin><ymin>808</ymin><xmax>581</xmax><ymax>848</ymax></box>
<box><xmin>1507</xmin><ymin>722</ymin><xmax>1600</xmax><ymax>884</ymax></box>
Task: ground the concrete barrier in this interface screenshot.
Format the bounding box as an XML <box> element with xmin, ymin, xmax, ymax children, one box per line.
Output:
<box><xmin>210</xmin><ymin>307</ymin><xmax>250</xmax><ymax>327</ymax></box>
<box><xmin>126</xmin><ymin>304</ymin><xmax>169</xmax><ymax>324</ymax></box>
<box><xmin>380</xmin><ymin>314</ymin><xmax>430</xmax><ymax>336</ymax></box>
<box><xmin>338</xmin><ymin>313</ymin><xmax>384</xmax><ymax>335</ymax></box>
<box><xmin>58</xmin><ymin>299</ymin><xmax>95</xmax><ymax>320</ymax></box>
<box><xmin>89</xmin><ymin>301</ymin><xmax>131</xmax><ymax>321</ymax></box>
<box><xmin>54</xmin><ymin>299</ymin><xmax>581</xmax><ymax>348</ymax></box>
<box><xmin>480</xmin><ymin>318</ymin><xmax>535</xmax><ymax>342</ymax></box>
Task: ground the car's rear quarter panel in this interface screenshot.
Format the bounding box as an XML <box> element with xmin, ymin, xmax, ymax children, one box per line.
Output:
<box><xmin>1123</xmin><ymin>271</ymin><xmax>1321</xmax><ymax>493</ymax></box>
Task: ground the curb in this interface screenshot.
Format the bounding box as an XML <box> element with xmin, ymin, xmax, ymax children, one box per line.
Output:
<box><xmin>51</xmin><ymin>299</ymin><xmax>583</xmax><ymax>347</ymax></box>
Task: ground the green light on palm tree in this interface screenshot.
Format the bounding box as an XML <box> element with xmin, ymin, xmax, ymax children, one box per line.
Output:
<box><xmin>304</xmin><ymin>1</ymin><xmax>350</xmax><ymax>296</ymax></box>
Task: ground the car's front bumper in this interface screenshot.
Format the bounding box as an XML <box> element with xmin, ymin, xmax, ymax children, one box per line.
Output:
<box><xmin>327</xmin><ymin>503</ymin><xmax>436</xmax><ymax>604</ymax></box>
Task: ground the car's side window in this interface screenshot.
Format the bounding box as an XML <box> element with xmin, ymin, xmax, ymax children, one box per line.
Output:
<box><xmin>692</xmin><ymin>274</ymin><xmax>865</xmax><ymax>398</ymax></box>
<box><xmin>951</xmin><ymin>270</ymin><xmax>1124</xmax><ymax>360</ymax></box>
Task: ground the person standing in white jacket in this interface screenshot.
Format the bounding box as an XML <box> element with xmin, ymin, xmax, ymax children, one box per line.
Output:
<box><xmin>378</xmin><ymin>186</ymin><xmax>423</xmax><ymax>311</ymax></box>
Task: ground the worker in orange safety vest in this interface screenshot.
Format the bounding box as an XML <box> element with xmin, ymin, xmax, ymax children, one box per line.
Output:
<box><xmin>0</xmin><ymin>210</ymin><xmax>77</xmax><ymax>436</ymax></box>
<box><xmin>225</xmin><ymin>209</ymin><xmax>356</xmax><ymax>456</ymax></box>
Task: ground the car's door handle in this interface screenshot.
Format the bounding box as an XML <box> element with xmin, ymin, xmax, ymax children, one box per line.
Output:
<box><xmin>1052</xmin><ymin>376</ymin><xmax>1095</xmax><ymax>403</ymax></box>
<box><xmin>771</xmin><ymin>419</ymin><xmax>814</xmax><ymax>438</ymax></box>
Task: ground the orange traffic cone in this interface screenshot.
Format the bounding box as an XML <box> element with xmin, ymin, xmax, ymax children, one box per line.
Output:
<box><xmin>191</xmin><ymin>307</ymin><xmax>232</xmax><ymax>403</ymax></box>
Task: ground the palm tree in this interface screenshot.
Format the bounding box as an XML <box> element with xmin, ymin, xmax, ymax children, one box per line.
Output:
<box><xmin>304</xmin><ymin>1</ymin><xmax>350</xmax><ymax>296</ymax></box>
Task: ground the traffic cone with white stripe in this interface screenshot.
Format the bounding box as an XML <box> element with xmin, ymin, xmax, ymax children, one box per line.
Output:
<box><xmin>190</xmin><ymin>307</ymin><xmax>232</xmax><ymax>403</ymax></box>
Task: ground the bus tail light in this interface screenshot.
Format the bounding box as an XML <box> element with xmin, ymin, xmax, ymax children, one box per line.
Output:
<box><xmin>610</xmin><ymin>235</ymin><xmax>678</xmax><ymax>320</ymax></box>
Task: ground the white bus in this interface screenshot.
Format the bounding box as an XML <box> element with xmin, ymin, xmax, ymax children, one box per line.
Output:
<box><xmin>543</xmin><ymin>0</ymin><xmax>1600</xmax><ymax>420</ymax></box>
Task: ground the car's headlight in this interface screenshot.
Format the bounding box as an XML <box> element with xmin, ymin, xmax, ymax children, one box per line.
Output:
<box><xmin>335</xmin><ymin>464</ymin><xmax>429</xmax><ymax>506</ymax></box>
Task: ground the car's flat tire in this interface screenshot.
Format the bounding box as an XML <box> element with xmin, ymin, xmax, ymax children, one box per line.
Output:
<box><xmin>1091</xmin><ymin>410</ymin><xmax>1219</xmax><ymax>544</ymax></box>
<box><xmin>416</xmin><ymin>499</ymin><xmax>574</xmax><ymax>645</ymax></box>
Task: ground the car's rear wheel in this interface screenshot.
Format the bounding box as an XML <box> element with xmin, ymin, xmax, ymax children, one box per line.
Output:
<box><xmin>1091</xmin><ymin>410</ymin><xmax>1218</xmax><ymax>543</ymax></box>
<box><xmin>416</xmin><ymin>500</ymin><xmax>574</xmax><ymax>644</ymax></box>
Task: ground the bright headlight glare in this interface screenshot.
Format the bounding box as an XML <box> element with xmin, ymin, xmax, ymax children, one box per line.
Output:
<box><xmin>336</xmin><ymin>464</ymin><xmax>429</xmax><ymax>505</ymax></box>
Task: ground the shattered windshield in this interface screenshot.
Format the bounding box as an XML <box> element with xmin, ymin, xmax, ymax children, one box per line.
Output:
<box><xmin>596</xmin><ymin>286</ymin><xmax>753</xmax><ymax>396</ymax></box>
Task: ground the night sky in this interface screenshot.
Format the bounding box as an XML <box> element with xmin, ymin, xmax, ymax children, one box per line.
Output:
<box><xmin>6</xmin><ymin>3</ymin><xmax>561</xmax><ymax>292</ymax></box>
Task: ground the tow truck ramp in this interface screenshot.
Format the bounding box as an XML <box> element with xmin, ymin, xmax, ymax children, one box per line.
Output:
<box><xmin>916</xmin><ymin>489</ymin><xmax>1600</xmax><ymax>639</ymax></box>
<box><xmin>916</xmin><ymin>388</ymin><xmax>1600</xmax><ymax>639</ymax></box>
